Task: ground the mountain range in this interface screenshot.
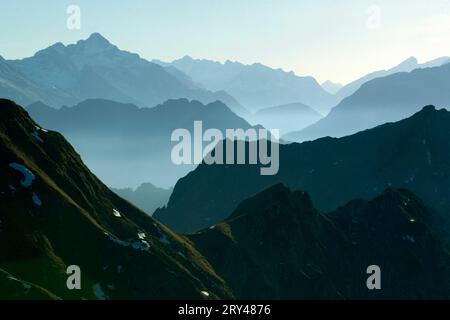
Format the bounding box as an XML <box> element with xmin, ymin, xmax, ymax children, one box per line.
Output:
<box><xmin>1</xmin><ymin>33</ymin><xmax>247</xmax><ymax>117</ymax></box>
<box><xmin>2</xmin><ymin>99</ymin><xmax>450</xmax><ymax>299</ymax></box>
<box><xmin>335</xmin><ymin>56</ymin><xmax>450</xmax><ymax>102</ymax></box>
<box><xmin>154</xmin><ymin>56</ymin><xmax>336</xmax><ymax>114</ymax></box>
<box><xmin>112</xmin><ymin>183</ymin><xmax>173</xmax><ymax>216</ymax></box>
<box><xmin>0</xmin><ymin>99</ymin><xmax>232</xmax><ymax>299</ymax></box>
<box><xmin>189</xmin><ymin>184</ymin><xmax>450</xmax><ymax>299</ymax></box>
<box><xmin>285</xmin><ymin>63</ymin><xmax>450</xmax><ymax>142</ymax></box>
<box><xmin>155</xmin><ymin>105</ymin><xmax>450</xmax><ymax>236</ymax></box>
<box><xmin>27</xmin><ymin>98</ymin><xmax>254</xmax><ymax>188</ymax></box>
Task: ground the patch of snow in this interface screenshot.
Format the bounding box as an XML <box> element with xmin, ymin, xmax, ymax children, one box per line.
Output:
<box><xmin>112</xmin><ymin>208</ymin><xmax>121</xmax><ymax>217</ymax></box>
<box><xmin>402</xmin><ymin>234</ymin><xmax>416</xmax><ymax>243</ymax></box>
<box><xmin>409</xmin><ymin>218</ymin><xmax>416</xmax><ymax>223</ymax></box>
<box><xmin>9</xmin><ymin>163</ymin><xmax>35</xmax><ymax>187</ymax></box>
<box><xmin>35</xmin><ymin>125</ymin><xmax>48</xmax><ymax>133</ymax></box>
<box><xmin>93</xmin><ymin>283</ymin><xmax>107</xmax><ymax>300</ymax></box>
<box><xmin>106</xmin><ymin>233</ymin><xmax>150</xmax><ymax>252</ymax></box>
<box><xmin>200</xmin><ymin>291</ymin><xmax>210</xmax><ymax>297</ymax></box>
<box><xmin>131</xmin><ymin>240</ymin><xmax>151</xmax><ymax>251</ymax></box>
<box><xmin>137</xmin><ymin>231</ymin><xmax>146</xmax><ymax>240</ymax></box>
<box><xmin>153</xmin><ymin>223</ymin><xmax>171</xmax><ymax>246</ymax></box>
<box><xmin>32</xmin><ymin>192</ymin><xmax>42</xmax><ymax>207</ymax></box>
<box><xmin>31</xmin><ymin>130</ymin><xmax>44</xmax><ymax>143</ymax></box>
<box><xmin>7</xmin><ymin>276</ymin><xmax>31</xmax><ymax>290</ymax></box>
<box><xmin>209</xmin><ymin>225</ymin><xmax>216</xmax><ymax>230</ymax></box>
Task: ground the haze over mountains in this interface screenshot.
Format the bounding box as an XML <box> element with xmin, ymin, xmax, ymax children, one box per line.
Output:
<box><xmin>249</xmin><ymin>102</ymin><xmax>323</xmax><ymax>135</ymax></box>
<box><xmin>27</xmin><ymin>98</ymin><xmax>254</xmax><ymax>188</ymax></box>
<box><xmin>112</xmin><ymin>183</ymin><xmax>173</xmax><ymax>216</ymax></box>
<box><xmin>1</xmin><ymin>33</ymin><xmax>247</xmax><ymax>116</ymax></box>
<box><xmin>3</xmin><ymin>29</ymin><xmax>450</xmax><ymax>300</ymax></box>
<box><xmin>154</xmin><ymin>56</ymin><xmax>336</xmax><ymax>114</ymax></box>
<box><xmin>155</xmin><ymin>105</ymin><xmax>450</xmax><ymax>235</ymax></box>
<box><xmin>285</xmin><ymin>63</ymin><xmax>450</xmax><ymax>142</ymax></box>
<box><xmin>335</xmin><ymin>56</ymin><xmax>450</xmax><ymax>102</ymax></box>
<box><xmin>0</xmin><ymin>99</ymin><xmax>232</xmax><ymax>299</ymax></box>
<box><xmin>3</xmin><ymin>99</ymin><xmax>450</xmax><ymax>299</ymax></box>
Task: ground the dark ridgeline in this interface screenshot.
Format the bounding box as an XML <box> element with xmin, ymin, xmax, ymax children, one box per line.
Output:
<box><xmin>189</xmin><ymin>184</ymin><xmax>450</xmax><ymax>299</ymax></box>
<box><xmin>0</xmin><ymin>99</ymin><xmax>232</xmax><ymax>300</ymax></box>
<box><xmin>2</xmin><ymin>99</ymin><xmax>450</xmax><ymax>299</ymax></box>
<box><xmin>155</xmin><ymin>105</ymin><xmax>450</xmax><ymax>239</ymax></box>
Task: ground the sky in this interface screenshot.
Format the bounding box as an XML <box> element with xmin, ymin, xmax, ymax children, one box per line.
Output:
<box><xmin>1</xmin><ymin>0</ymin><xmax>450</xmax><ymax>84</ymax></box>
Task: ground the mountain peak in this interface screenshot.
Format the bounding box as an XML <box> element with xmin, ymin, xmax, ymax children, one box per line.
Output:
<box><xmin>228</xmin><ymin>183</ymin><xmax>315</xmax><ymax>221</ymax></box>
<box><xmin>391</xmin><ymin>56</ymin><xmax>419</xmax><ymax>72</ymax></box>
<box><xmin>87</xmin><ymin>32</ymin><xmax>110</xmax><ymax>43</ymax></box>
<box><xmin>73</xmin><ymin>33</ymin><xmax>116</xmax><ymax>53</ymax></box>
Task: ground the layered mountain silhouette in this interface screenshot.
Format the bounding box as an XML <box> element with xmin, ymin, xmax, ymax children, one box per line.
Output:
<box><xmin>335</xmin><ymin>56</ymin><xmax>450</xmax><ymax>102</ymax></box>
<box><xmin>190</xmin><ymin>184</ymin><xmax>450</xmax><ymax>299</ymax></box>
<box><xmin>27</xmin><ymin>98</ymin><xmax>254</xmax><ymax>188</ymax></box>
<box><xmin>249</xmin><ymin>102</ymin><xmax>323</xmax><ymax>135</ymax></box>
<box><xmin>0</xmin><ymin>99</ymin><xmax>233</xmax><ymax>300</ymax></box>
<box><xmin>285</xmin><ymin>63</ymin><xmax>450</xmax><ymax>142</ymax></box>
<box><xmin>2</xmin><ymin>99</ymin><xmax>450</xmax><ymax>299</ymax></box>
<box><xmin>321</xmin><ymin>80</ymin><xmax>343</xmax><ymax>95</ymax></box>
<box><xmin>155</xmin><ymin>105</ymin><xmax>450</xmax><ymax>235</ymax></box>
<box><xmin>1</xmin><ymin>33</ymin><xmax>247</xmax><ymax>116</ymax></box>
<box><xmin>112</xmin><ymin>183</ymin><xmax>173</xmax><ymax>216</ymax></box>
<box><xmin>155</xmin><ymin>56</ymin><xmax>335</xmax><ymax>114</ymax></box>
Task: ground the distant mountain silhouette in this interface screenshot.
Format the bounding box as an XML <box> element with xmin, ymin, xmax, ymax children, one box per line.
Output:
<box><xmin>250</xmin><ymin>102</ymin><xmax>323</xmax><ymax>135</ymax></box>
<box><xmin>190</xmin><ymin>184</ymin><xmax>450</xmax><ymax>299</ymax></box>
<box><xmin>321</xmin><ymin>80</ymin><xmax>343</xmax><ymax>94</ymax></box>
<box><xmin>0</xmin><ymin>99</ymin><xmax>233</xmax><ymax>299</ymax></box>
<box><xmin>155</xmin><ymin>105</ymin><xmax>450</xmax><ymax>235</ymax></box>
<box><xmin>112</xmin><ymin>183</ymin><xmax>173</xmax><ymax>216</ymax></box>
<box><xmin>155</xmin><ymin>56</ymin><xmax>335</xmax><ymax>114</ymax></box>
<box><xmin>335</xmin><ymin>56</ymin><xmax>450</xmax><ymax>102</ymax></box>
<box><xmin>285</xmin><ymin>63</ymin><xmax>450</xmax><ymax>142</ymax></box>
<box><xmin>2</xmin><ymin>33</ymin><xmax>247</xmax><ymax>116</ymax></box>
<box><xmin>27</xmin><ymin>98</ymin><xmax>254</xmax><ymax>188</ymax></box>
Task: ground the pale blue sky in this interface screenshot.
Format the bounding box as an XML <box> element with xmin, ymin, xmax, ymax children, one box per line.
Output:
<box><xmin>1</xmin><ymin>0</ymin><xmax>450</xmax><ymax>84</ymax></box>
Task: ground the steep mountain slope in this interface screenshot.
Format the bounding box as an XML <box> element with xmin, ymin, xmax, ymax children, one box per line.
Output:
<box><xmin>112</xmin><ymin>183</ymin><xmax>173</xmax><ymax>216</ymax></box>
<box><xmin>0</xmin><ymin>99</ymin><xmax>232</xmax><ymax>299</ymax></box>
<box><xmin>190</xmin><ymin>184</ymin><xmax>450</xmax><ymax>299</ymax></box>
<box><xmin>157</xmin><ymin>56</ymin><xmax>334</xmax><ymax>114</ymax></box>
<box><xmin>286</xmin><ymin>63</ymin><xmax>450</xmax><ymax>142</ymax></box>
<box><xmin>155</xmin><ymin>105</ymin><xmax>450</xmax><ymax>234</ymax></box>
<box><xmin>0</xmin><ymin>56</ymin><xmax>73</xmax><ymax>108</ymax></box>
<box><xmin>27</xmin><ymin>98</ymin><xmax>254</xmax><ymax>188</ymax></box>
<box><xmin>250</xmin><ymin>102</ymin><xmax>323</xmax><ymax>135</ymax></box>
<box><xmin>4</xmin><ymin>33</ymin><xmax>247</xmax><ymax>116</ymax></box>
<box><xmin>335</xmin><ymin>56</ymin><xmax>450</xmax><ymax>102</ymax></box>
